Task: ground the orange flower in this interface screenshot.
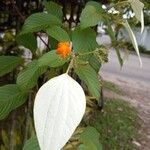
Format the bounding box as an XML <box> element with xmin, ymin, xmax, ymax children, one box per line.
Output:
<box><xmin>56</xmin><ymin>42</ymin><xmax>71</xmax><ymax>58</ymax></box>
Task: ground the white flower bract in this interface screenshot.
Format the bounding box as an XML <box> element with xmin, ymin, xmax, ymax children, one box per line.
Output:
<box><xmin>34</xmin><ymin>73</ymin><xmax>86</xmax><ymax>150</ymax></box>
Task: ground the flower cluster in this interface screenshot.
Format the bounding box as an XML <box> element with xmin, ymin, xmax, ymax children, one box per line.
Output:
<box><xmin>56</xmin><ymin>42</ymin><xmax>71</xmax><ymax>58</ymax></box>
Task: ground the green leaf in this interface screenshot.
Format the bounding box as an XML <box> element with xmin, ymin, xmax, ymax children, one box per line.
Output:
<box><xmin>46</xmin><ymin>26</ymin><xmax>70</xmax><ymax>42</ymax></box>
<box><xmin>21</xmin><ymin>13</ymin><xmax>61</xmax><ymax>34</ymax></box>
<box><xmin>78</xmin><ymin>142</ymin><xmax>98</xmax><ymax>150</ymax></box>
<box><xmin>49</xmin><ymin>37</ymin><xmax>58</xmax><ymax>49</ymax></box>
<box><xmin>105</xmin><ymin>19</ymin><xmax>123</xmax><ymax>67</ymax></box>
<box><xmin>0</xmin><ymin>84</ymin><xmax>28</xmax><ymax>119</ymax></box>
<box><xmin>44</xmin><ymin>1</ymin><xmax>63</xmax><ymax>20</ymax></box>
<box><xmin>129</xmin><ymin>0</ymin><xmax>144</xmax><ymax>33</ymax></box>
<box><xmin>0</xmin><ymin>56</ymin><xmax>23</xmax><ymax>77</ymax></box>
<box><xmin>17</xmin><ymin>60</ymin><xmax>47</xmax><ymax>91</ymax></box>
<box><xmin>89</xmin><ymin>55</ymin><xmax>101</xmax><ymax>73</ymax></box>
<box><xmin>75</xmin><ymin>64</ymin><xmax>101</xmax><ymax>100</ymax></box>
<box><xmin>38</xmin><ymin>50</ymin><xmax>69</xmax><ymax>68</ymax></box>
<box><xmin>115</xmin><ymin>48</ymin><xmax>123</xmax><ymax>67</ymax></box>
<box><xmin>16</xmin><ymin>33</ymin><xmax>37</xmax><ymax>52</ymax></box>
<box><xmin>105</xmin><ymin>21</ymin><xmax>116</xmax><ymax>41</ymax></box>
<box><xmin>80</xmin><ymin>4</ymin><xmax>102</xmax><ymax>29</ymax></box>
<box><xmin>80</xmin><ymin>1</ymin><xmax>104</xmax><ymax>29</ymax></box>
<box><xmin>123</xmin><ymin>21</ymin><xmax>142</xmax><ymax>66</ymax></box>
<box><xmin>23</xmin><ymin>136</ymin><xmax>40</xmax><ymax>150</ymax></box>
<box><xmin>78</xmin><ymin>126</ymin><xmax>102</xmax><ymax>150</ymax></box>
<box><xmin>72</xmin><ymin>28</ymin><xmax>98</xmax><ymax>53</ymax></box>
<box><xmin>86</xmin><ymin>1</ymin><xmax>103</xmax><ymax>11</ymax></box>
<box><xmin>17</xmin><ymin>50</ymin><xmax>69</xmax><ymax>91</ymax></box>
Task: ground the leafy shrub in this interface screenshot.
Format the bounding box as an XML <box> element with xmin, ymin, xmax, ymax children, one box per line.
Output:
<box><xmin>0</xmin><ymin>0</ymin><xmax>144</xmax><ymax>149</ymax></box>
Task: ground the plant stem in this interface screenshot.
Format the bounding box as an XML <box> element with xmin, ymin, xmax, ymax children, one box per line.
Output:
<box><xmin>66</xmin><ymin>59</ymin><xmax>74</xmax><ymax>74</ymax></box>
<box><xmin>78</xmin><ymin>52</ymin><xmax>94</xmax><ymax>56</ymax></box>
<box><xmin>37</xmin><ymin>34</ymin><xmax>51</xmax><ymax>51</ymax></box>
<box><xmin>77</xmin><ymin>49</ymin><xmax>99</xmax><ymax>56</ymax></box>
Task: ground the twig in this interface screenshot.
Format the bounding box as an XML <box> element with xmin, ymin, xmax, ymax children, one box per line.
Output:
<box><xmin>77</xmin><ymin>49</ymin><xmax>99</xmax><ymax>57</ymax></box>
<box><xmin>66</xmin><ymin>59</ymin><xmax>74</xmax><ymax>74</ymax></box>
<box><xmin>37</xmin><ymin>34</ymin><xmax>51</xmax><ymax>51</ymax></box>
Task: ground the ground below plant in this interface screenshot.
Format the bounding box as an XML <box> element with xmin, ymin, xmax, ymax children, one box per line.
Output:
<box><xmin>102</xmin><ymin>73</ymin><xmax>150</xmax><ymax>150</ymax></box>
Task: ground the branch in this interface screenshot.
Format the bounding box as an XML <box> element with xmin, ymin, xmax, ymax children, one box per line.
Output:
<box><xmin>37</xmin><ymin>34</ymin><xmax>51</xmax><ymax>51</ymax></box>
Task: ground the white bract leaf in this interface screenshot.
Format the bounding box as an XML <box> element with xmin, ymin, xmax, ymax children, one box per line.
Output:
<box><xmin>34</xmin><ymin>73</ymin><xmax>86</xmax><ymax>150</ymax></box>
<box><xmin>124</xmin><ymin>20</ymin><xmax>142</xmax><ymax>67</ymax></box>
<box><xmin>129</xmin><ymin>0</ymin><xmax>144</xmax><ymax>33</ymax></box>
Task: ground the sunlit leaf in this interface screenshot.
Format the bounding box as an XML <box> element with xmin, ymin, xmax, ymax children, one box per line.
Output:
<box><xmin>34</xmin><ymin>74</ymin><xmax>86</xmax><ymax>150</ymax></box>
<box><xmin>123</xmin><ymin>21</ymin><xmax>142</xmax><ymax>66</ymax></box>
<box><xmin>129</xmin><ymin>0</ymin><xmax>144</xmax><ymax>33</ymax></box>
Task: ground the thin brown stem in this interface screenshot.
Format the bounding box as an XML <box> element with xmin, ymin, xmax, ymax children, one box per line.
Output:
<box><xmin>37</xmin><ymin>34</ymin><xmax>51</xmax><ymax>51</ymax></box>
<box><xmin>66</xmin><ymin>59</ymin><xmax>74</xmax><ymax>74</ymax></box>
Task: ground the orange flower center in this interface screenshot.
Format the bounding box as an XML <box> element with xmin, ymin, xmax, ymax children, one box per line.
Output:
<box><xmin>56</xmin><ymin>42</ymin><xmax>71</xmax><ymax>58</ymax></box>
